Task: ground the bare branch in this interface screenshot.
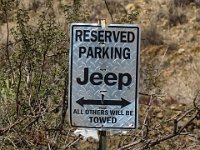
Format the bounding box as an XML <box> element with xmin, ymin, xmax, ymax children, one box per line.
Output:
<box><xmin>143</xmin><ymin>111</ymin><xmax>198</xmax><ymax>148</ymax></box>
<box><xmin>116</xmin><ymin>139</ymin><xmax>142</xmax><ymax>150</ymax></box>
<box><xmin>0</xmin><ymin>117</ymin><xmax>26</xmax><ymax>135</ymax></box>
<box><xmin>104</xmin><ymin>0</ymin><xmax>114</xmax><ymax>22</ymax></box>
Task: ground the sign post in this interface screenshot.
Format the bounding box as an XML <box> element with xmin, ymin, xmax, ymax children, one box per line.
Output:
<box><xmin>69</xmin><ymin>23</ymin><xmax>140</xmax><ymax>129</ymax></box>
<box><xmin>99</xmin><ymin>129</ymin><xmax>106</xmax><ymax>150</ymax></box>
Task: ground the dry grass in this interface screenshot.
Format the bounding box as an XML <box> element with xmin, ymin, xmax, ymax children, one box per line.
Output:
<box><xmin>167</xmin><ymin>0</ymin><xmax>188</xmax><ymax>27</ymax></box>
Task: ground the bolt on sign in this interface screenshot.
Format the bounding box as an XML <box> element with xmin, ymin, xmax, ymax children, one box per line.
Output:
<box><xmin>69</xmin><ymin>23</ymin><xmax>140</xmax><ymax>129</ymax></box>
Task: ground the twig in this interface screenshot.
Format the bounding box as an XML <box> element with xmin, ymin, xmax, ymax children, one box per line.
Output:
<box><xmin>193</xmin><ymin>90</ymin><xmax>200</xmax><ymax>111</ymax></box>
<box><xmin>0</xmin><ymin>117</ymin><xmax>26</xmax><ymax>135</ymax></box>
<box><xmin>116</xmin><ymin>139</ymin><xmax>142</xmax><ymax>150</ymax></box>
<box><xmin>59</xmin><ymin>77</ymin><xmax>68</xmax><ymax>129</ymax></box>
<box><xmin>4</xmin><ymin>136</ymin><xmax>17</xmax><ymax>149</ymax></box>
<box><xmin>144</xmin><ymin>111</ymin><xmax>198</xmax><ymax>148</ymax></box>
<box><xmin>47</xmin><ymin>51</ymin><xmax>68</xmax><ymax>57</ymax></box>
<box><xmin>139</xmin><ymin>92</ymin><xmax>152</xmax><ymax>97</ymax></box>
<box><xmin>62</xmin><ymin>136</ymin><xmax>81</xmax><ymax>149</ymax></box>
<box><xmin>173</xmin><ymin>119</ymin><xmax>178</xmax><ymax>134</ymax></box>
<box><xmin>104</xmin><ymin>0</ymin><xmax>114</xmax><ymax>22</ymax></box>
<box><xmin>22</xmin><ymin>105</ymin><xmax>61</xmax><ymax>131</ymax></box>
<box><xmin>178</xmin><ymin>111</ymin><xmax>197</xmax><ymax>133</ymax></box>
<box><xmin>22</xmin><ymin>116</ymin><xmax>40</xmax><ymax>131</ymax></box>
<box><xmin>157</xmin><ymin>47</ymin><xmax>168</xmax><ymax>75</ymax></box>
<box><xmin>177</xmin><ymin>108</ymin><xmax>195</xmax><ymax>122</ymax></box>
<box><xmin>15</xmin><ymin>52</ymin><xmax>27</xmax><ymax>117</ymax></box>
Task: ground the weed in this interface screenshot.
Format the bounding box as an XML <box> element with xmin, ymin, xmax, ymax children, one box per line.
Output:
<box><xmin>168</xmin><ymin>1</ymin><xmax>187</xmax><ymax>26</ymax></box>
<box><xmin>31</xmin><ymin>0</ymin><xmax>44</xmax><ymax>12</ymax></box>
<box><xmin>142</xmin><ymin>15</ymin><xmax>164</xmax><ymax>47</ymax></box>
<box><xmin>173</xmin><ymin>0</ymin><xmax>192</xmax><ymax>7</ymax></box>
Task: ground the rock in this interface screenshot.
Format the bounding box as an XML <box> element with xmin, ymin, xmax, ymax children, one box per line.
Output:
<box><xmin>178</xmin><ymin>48</ymin><xmax>185</xmax><ymax>54</ymax></box>
<box><xmin>193</xmin><ymin>120</ymin><xmax>200</xmax><ymax>127</ymax></box>
<box><xmin>193</xmin><ymin>129</ymin><xmax>200</xmax><ymax>134</ymax></box>
<box><xmin>157</xmin><ymin>112</ymin><xmax>164</xmax><ymax>119</ymax></box>
<box><xmin>125</xmin><ymin>4</ymin><xmax>136</xmax><ymax>14</ymax></box>
<box><xmin>154</xmin><ymin>107</ymin><xmax>162</xmax><ymax>113</ymax></box>
<box><xmin>170</xmin><ymin>105</ymin><xmax>179</xmax><ymax>111</ymax></box>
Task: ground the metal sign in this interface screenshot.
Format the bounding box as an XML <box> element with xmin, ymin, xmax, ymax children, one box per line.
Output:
<box><xmin>69</xmin><ymin>23</ymin><xmax>140</xmax><ymax>129</ymax></box>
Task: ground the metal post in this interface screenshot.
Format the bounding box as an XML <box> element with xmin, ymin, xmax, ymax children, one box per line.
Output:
<box><xmin>99</xmin><ymin>93</ymin><xmax>106</xmax><ymax>150</ymax></box>
<box><xmin>99</xmin><ymin>130</ymin><xmax>106</xmax><ymax>150</ymax></box>
<box><xmin>98</xmin><ymin>19</ymin><xmax>107</xmax><ymax>150</ymax></box>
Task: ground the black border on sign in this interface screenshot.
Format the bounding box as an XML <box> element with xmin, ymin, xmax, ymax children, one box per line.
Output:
<box><xmin>69</xmin><ymin>24</ymin><xmax>140</xmax><ymax>129</ymax></box>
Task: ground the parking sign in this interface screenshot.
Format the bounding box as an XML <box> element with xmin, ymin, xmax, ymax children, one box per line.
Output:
<box><xmin>69</xmin><ymin>23</ymin><xmax>140</xmax><ymax>129</ymax></box>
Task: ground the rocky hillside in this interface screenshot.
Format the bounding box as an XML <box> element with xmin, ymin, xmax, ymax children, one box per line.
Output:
<box><xmin>0</xmin><ymin>0</ymin><xmax>200</xmax><ymax>149</ymax></box>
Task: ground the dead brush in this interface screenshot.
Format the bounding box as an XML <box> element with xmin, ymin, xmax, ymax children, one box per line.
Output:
<box><xmin>142</xmin><ymin>16</ymin><xmax>164</xmax><ymax>47</ymax></box>
<box><xmin>167</xmin><ymin>0</ymin><xmax>188</xmax><ymax>27</ymax></box>
<box><xmin>173</xmin><ymin>0</ymin><xmax>192</xmax><ymax>7</ymax></box>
